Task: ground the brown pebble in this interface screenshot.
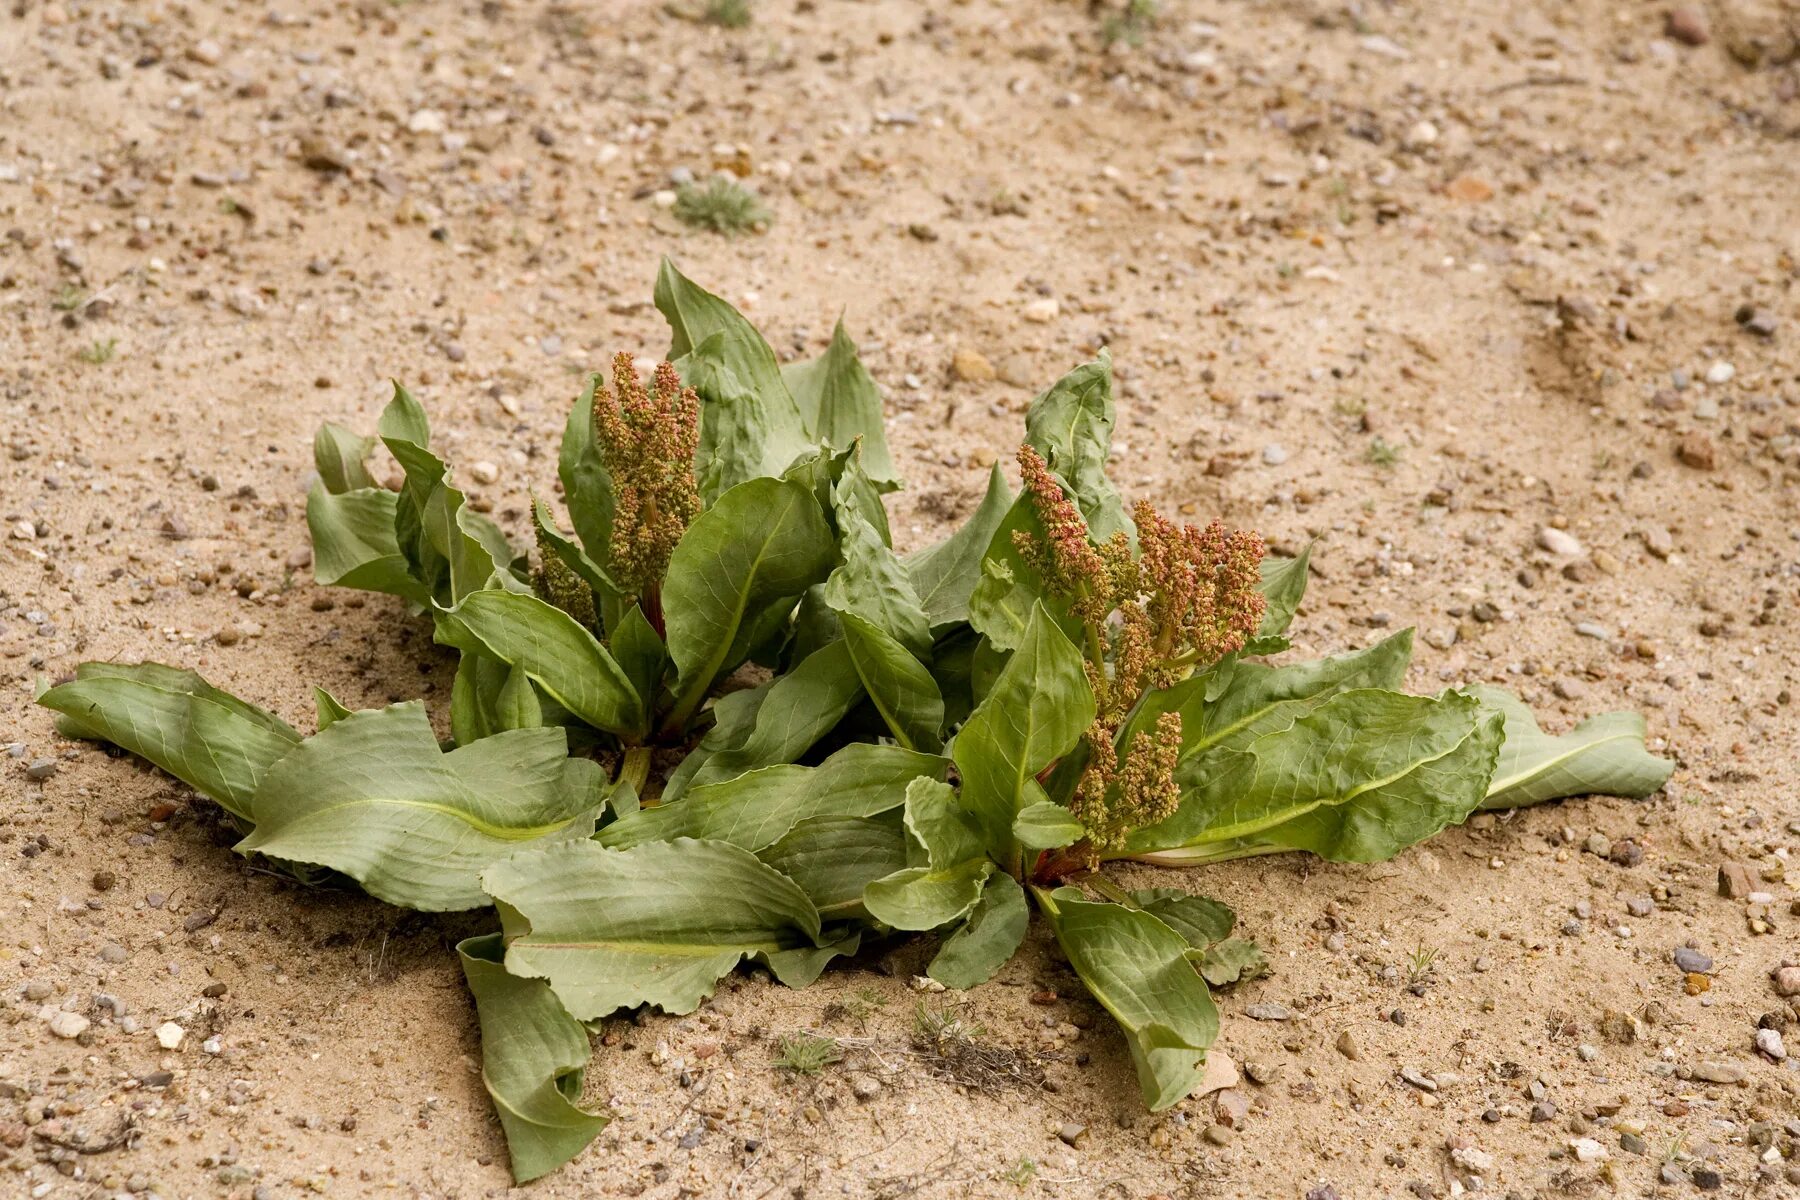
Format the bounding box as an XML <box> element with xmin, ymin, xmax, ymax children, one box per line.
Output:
<box><xmin>91</xmin><ymin>869</ymin><xmax>116</xmax><ymax>892</ymax></box>
<box><xmin>1676</xmin><ymin>432</ymin><xmax>1717</xmax><ymax>470</ymax></box>
<box><xmin>1664</xmin><ymin>6</ymin><xmax>1709</xmax><ymax>46</ymax></box>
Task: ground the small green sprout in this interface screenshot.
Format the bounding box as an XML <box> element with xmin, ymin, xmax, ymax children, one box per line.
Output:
<box><xmin>772</xmin><ymin>1032</ymin><xmax>842</xmax><ymax>1076</ymax></box>
<box><xmin>1405</xmin><ymin>943</ymin><xmax>1438</xmax><ymax>986</ymax></box>
<box><xmin>1100</xmin><ymin>0</ymin><xmax>1158</xmax><ymax>47</ymax></box>
<box><xmin>53</xmin><ymin>284</ymin><xmax>88</xmax><ymax>312</ymax></box>
<box><xmin>672</xmin><ymin>177</ymin><xmax>771</xmax><ymax>236</ymax></box>
<box><xmin>77</xmin><ymin>338</ymin><xmax>117</xmax><ymax>365</ymax></box>
<box><xmin>701</xmin><ymin>0</ymin><xmax>751</xmax><ymax>28</ymax></box>
<box><xmin>1000</xmin><ymin>1157</ymin><xmax>1038</xmax><ymax>1188</ymax></box>
<box><xmin>1367</xmin><ymin>437</ymin><xmax>1401</xmax><ymax>468</ymax></box>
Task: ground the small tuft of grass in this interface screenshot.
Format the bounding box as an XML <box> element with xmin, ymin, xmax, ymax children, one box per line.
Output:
<box><xmin>1366</xmin><ymin>436</ymin><xmax>1401</xmax><ymax>468</ymax></box>
<box><xmin>672</xmin><ymin>177</ymin><xmax>770</xmax><ymax>236</ymax></box>
<box><xmin>77</xmin><ymin>337</ymin><xmax>117</xmax><ymax>365</ymax></box>
<box><xmin>999</xmin><ymin>1157</ymin><xmax>1038</xmax><ymax>1188</ymax></box>
<box><xmin>772</xmin><ymin>1032</ymin><xmax>841</xmax><ymax>1076</ymax></box>
<box><xmin>1100</xmin><ymin>0</ymin><xmax>1158</xmax><ymax>47</ymax></box>
<box><xmin>53</xmin><ymin>284</ymin><xmax>88</xmax><ymax>312</ymax></box>
<box><xmin>701</xmin><ymin>0</ymin><xmax>751</xmax><ymax>29</ymax></box>
<box><xmin>1405</xmin><ymin>943</ymin><xmax>1438</xmax><ymax>986</ymax></box>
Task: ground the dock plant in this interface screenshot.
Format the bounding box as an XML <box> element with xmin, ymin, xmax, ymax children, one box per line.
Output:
<box><xmin>37</xmin><ymin>259</ymin><xmax>1673</xmax><ymax>1182</ymax></box>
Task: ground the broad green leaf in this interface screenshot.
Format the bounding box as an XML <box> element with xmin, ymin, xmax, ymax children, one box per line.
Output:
<box><xmin>1038</xmin><ymin>889</ymin><xmax>1219</xmax><ymax>1110</ymax></box>
<box><xmin>305</xmin><ymin>484</ymin><xmax>432</xmax><ymax>606</ymax></box>
<box><xmin>673</xmin><ymin>639</ymin><xmax>865</xmax><ymax>797</ymax></box>
<box><xmin>37</xmin><ymin>663</ymin><xmax>301</xmax><ymax>822</ymax></box>
<box><xmin>484</xmin><ymin>837</ymin><xmax>826</xmax><ymax>1018</ymax></box>
<box><xmin>557</xmin><ymin>374</ymin><xmax>615</xmax><ymax>576</ymax></box>
<box><xmin>863</xmin><ymin>858</ymin><xmax>993</xmax><ymax>932</ymax></box>
<box><xmin>656</xmin><ymin>259</ymin><xmax>811</xmax><ymax>498</ymax></box>
<box><xmin>1470</xmin><ymin>684</ymin><xmax>1673</xmax><ymax>810</ymax></box>
<box><xmin>900</xmin><ymin>777</ymin><xmax>987</xmax><ymax>868</ymax></box>
<box><xmin>312</xmin><ymin>421</ymin><xmax>377</xmax><ymax>493</ymax></box>
<box><xmin>1197</xmin><ymin>938</ymin><xmax>1268</xmax><ymax>987</ymax></box>
<box><xmin>1133</xmin><ymin>629</ymin><xmax>1414</xmax><ymax>760</ymax></box>
<box><xmin>371</xmin><ymin>384</ymin><xmax>519</xmax><ymax>604</ymax></box>
<box><xmin>966</xmin><ymin>494</ymin><xmax>1081</xmax><ymax>653</ymax></box>
<box><xmin>1123</xmin><ymin>888</ymin><xmax>1235</xmax><ymax>949</ymax></box>
<box><xmin>658</xmin><ymin>680</ymin><xmax>770</xmax><ymax>802</ymax></box>
<box><xmin>237</xmin><ymin>703</ymin><xmax>605</xmax><ymax>910</ymax></box>
<box><xmin>495</xmin><ymin>662</ymin><xmax>546</xmax><ymax>731</ymax></box>
<box><xmin>757</xmin><ymin>813</ymin><xmax>910</xmax><ymax>920</ymax></box>
<box><xmin>376</xmin><ymin>381</ymin><xmax>431</xmax><ymax>445</ymax></box>
<box><xmin>1023</xmin><ymin>351</ymin><xmax>1133</xmax><ymax>546</ymax></box>
<box><xmin>313</xmin><ymin>687</ymin><xmax>353</xmax><ymax>731</ymax></box>
<box><xmin>435</xmin><ymin>590</ymin><xmax>644</xmax><ymax>739</ymax></box>
<box><xmin>451</xmin><ymin>652</ymin><xmax>509</xmax><ymax>746</ymax></box>
<box><xmin>1128</xmin><ymin>689</ymin><xmax>1503</xmax><ymax>863</ymax></box>
<box><xmin>457</xmin><ymin>934</ymin><xmax>607</xmax><ymax>1183</ymax></box>
<box><xmin>840</xmin><ymin>614</ymin><xmax>943</xmax><ymax>753</ymax></box>
<box><xmin>904</xmin><ymin>462</ymin><xmax>1013</xmax><ymax>632</ymax></box>
<box><xmin>952</xmin><ymin>604</ymin><xmax>1094</xmax><ymax>861</ymax></box>
<box><xmin>1012</xmin><ymin>799</ymin><xmax>1084</xmax><ymax>851</ymax></box>
<box><xmin>928</xmin><ymin>873</ymin><xmax>1027</xmax><ymax>989</ymax></box>
<box><xmin>781</xmin><ymin>317</ymin><xmax>899</xmax><ymax>490</ymax></box>
<box><xmin>823</xmin><ymin>456</ymin><xmax>929</xmax><ymax>655</ymax></box>
<box><xmin>661</xmin><ymin>475</ymin><xmax>836</xmax><ymax>731</ymax></box>
<box><xmin>602</xmin><ymin>743</ymin><xmax>944</xmax><ymax>852</ymax></box>
<box><xmin>1256</xmin><ymin>545</ymin><xmax>1311</xmax><ymax>640</ymax></box>
<box><xmin>609</xmin><ymin>605</ymin><xmax>668</xmax><ymax>720</ymax></box>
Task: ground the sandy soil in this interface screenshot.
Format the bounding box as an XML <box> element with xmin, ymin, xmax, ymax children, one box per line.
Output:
<box><xmin>4</xmin><ymin>0</ymin><xmax>1799</xmax><ymax>1197</ymax></box>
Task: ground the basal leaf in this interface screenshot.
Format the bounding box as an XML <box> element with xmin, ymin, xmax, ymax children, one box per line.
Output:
<box><xmin>484</xmin><ymin>837</ymin><xmax>826</xmax><ymax>1018</ymax></box>
<box><xmin>1038</xmin><ymin>889</ymin><xmax>1219</xmax><ymax>1110</ymax></box>
<box><xmin>904</xmin><ymin>462</ymin><xmax>1013</xmax><ymax>633</ymax></box>
<box><xmin>1129</xmin><ymin>689</ymin><xmax>1503</xmax><ymax>864</ymax></box>
<box><xmin>901</xmin><ymin>776</ymin><xmax>987</xmax><ymax>868</ymax></box>
<box><xmin>531</xmin><ymin>496</ymin><xmax>620</xmax><ymax>628</ymax></box>
<box><xmin>457</xmin><ymin>934</ymin><xmax>608</xmax><ymax>1183</ymax></box>
<box><xmin>237</xmin><ymin>703</ymin><xmax>605</xmax><ymax>910</ymax></box>
<box><xmin>824</xmin><ymin>455</ymin><xmax>929</xmax><ymax>654</ymax></box>
<box><xmin>1135</xmin><ymin>629</ymin><xmax>1414</xmax><ymax>760</ymax></box>
<box><xmin>435</xmin><ymin>590</ymin><xmax>645</xmax><ymax>739</ymax></box>
<box><xmin>1469</xmin><ymin>684</ymin><xmax>1673</xmax><ymax>811</ymax></box>
<box><xmin>1012</xmin><ymin>799</ymin><xmax>1084</xmax><ymax>851</ymax></box>
<box><xmin>305</xmin><ymin>484</ymin><xmax>432</xmax><ymax>606</ymax></box>
<box><xmin>37</xmin><ymin>663</ymin><xmax>301</xmax><ymax>823</ymax></box>
<box><xmin>313</xmin><ymin>686</ymin><xmax>353</xmax><ymax>731</ymax></box>
<box><xmin>602</xmin><ymin>743</ymin><xmax>944</xmax><ymax>852</ymax></box>
<box><xmin>781</xmin><ymin>317</ymin><xmax>899</xmax><ymax>490</ymax></box>
<box><xmin>656</xmin><ymin>259</ymin><xmax>811</xmax><ymax>498</ymax></box>
<box><xmin>757</xmin><ymin>813</ymin><xmax>910</xmax><ymax>920</ymax></box>
<box><xmin>451</xmin><ymin>652</ymin><xmax>510</xmax><ymax>746</ymax></box>
<box><xmin>671</xmin><ymin>639</ymin><xmax>865</xmax><ymax>798</ymax></box>
<box><xmin>557</xmin><ymin>373</ymin><xmax>615</xmax><ymax>576</ymax></box>
<box><xmin>377</xmin><ymin>384</ymin><xmax>518</xmax><ymax>604</ymax></box>
<box><xmin>1124</xmin><ymin>888</ymin><xmax>1235</xmax><ymax>949</ymax></box>
<box><xmin>928</xmin><ymin>872</ymin><xmax>1027</xmax><ymax>990</ymax></box>
<box><xmin>609</xmin><ymin>604</ymin><xmax>669</xmax><ymax>720</ymax></box>
<box><xmin>1023</xmin><ymin>351</ymin><xmax>1133</xmax><ymax>546</ymax></box>
<box><xmin>661</xmin><ymin>475</ymin><xmax>836</xmax><ymax>731</ymax></box>
<box><xmin>840</xmin><ymin>614</ymin><xmax>944</xmax><ymax>753</ymax></box>
<box><xmin>1197</xmin><ymin>938</ymin><xmax>1268</xmax><ymax>987</ymax></box>
<box><xmin>1256</xmin><ymin>545</ymin><xmax>1311</xmax><ymax>640</ymax></box>
<box><xmin>862</xmin><ymin>858</ymin><xmax>994</xmax><ymax>932</ymax></box>
<box><xmin>313</xmin><ymin>421</ymin><xmax>377</xmax><ymax>494</ymax></box>
<box><xmin>952</xmin><ymin>604</ymin><xmax>1094</xmax><ymax>863</ymax></box>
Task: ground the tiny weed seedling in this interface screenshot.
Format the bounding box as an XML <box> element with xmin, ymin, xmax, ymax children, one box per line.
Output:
<box><xmin>77</xmin><ymin>337</ymin><xmax>117</xmax><ymax>365</ymax></box>
<box><xmin>1100</xmin><ymin>0</ymin><xmax>1158</xmax><ymax>47</ymax></box>
<box><xmin>53</xmin><ymin>284</ymin><xmax>88</xmax><ymax>312</ymax></box>
<box><xmin>38</xmin><ymin>257</ymin><xmax>1674</xmax><ymax>1183</ymax></box>
<box><xmin>773</xmin><ymin>1032</ymin><xmax>842</xmax><ymax>1076</ymax></box>
<box><xmin>1405</xmin><ymin>944</ymin><xmax>1439</xmax><ymax>987</ymax></box>
<box><xmin>672</xmin><ymin>177</ymin><xmax>770</xmax><ymax>235</ymax></box>
<box><xmin>702</xmin><ymin>0</ymin><xmax>750</xmax><ymax>28</ymax></box>
<box><xmin>1367</xmin><ymin>436</ymin><xmax>1401</xmax><ymax>467</ymax></box>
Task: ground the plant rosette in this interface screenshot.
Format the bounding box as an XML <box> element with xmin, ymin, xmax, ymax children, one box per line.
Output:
<box><xmin>38</xmin><ymin>258</ymin><xmax>1674</xmax><ymax>1183</ymax></box>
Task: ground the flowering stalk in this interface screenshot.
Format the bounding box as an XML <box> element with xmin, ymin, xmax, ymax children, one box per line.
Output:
<box><xmin>1013</xmin><ymin>445</ymin><xmax>1266</xmax><ymax>877</ymax></box>
<box><xmin>591</xmin><ymin>353</ymin><xmax>701</xmax><ymax>635</ymax></box>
